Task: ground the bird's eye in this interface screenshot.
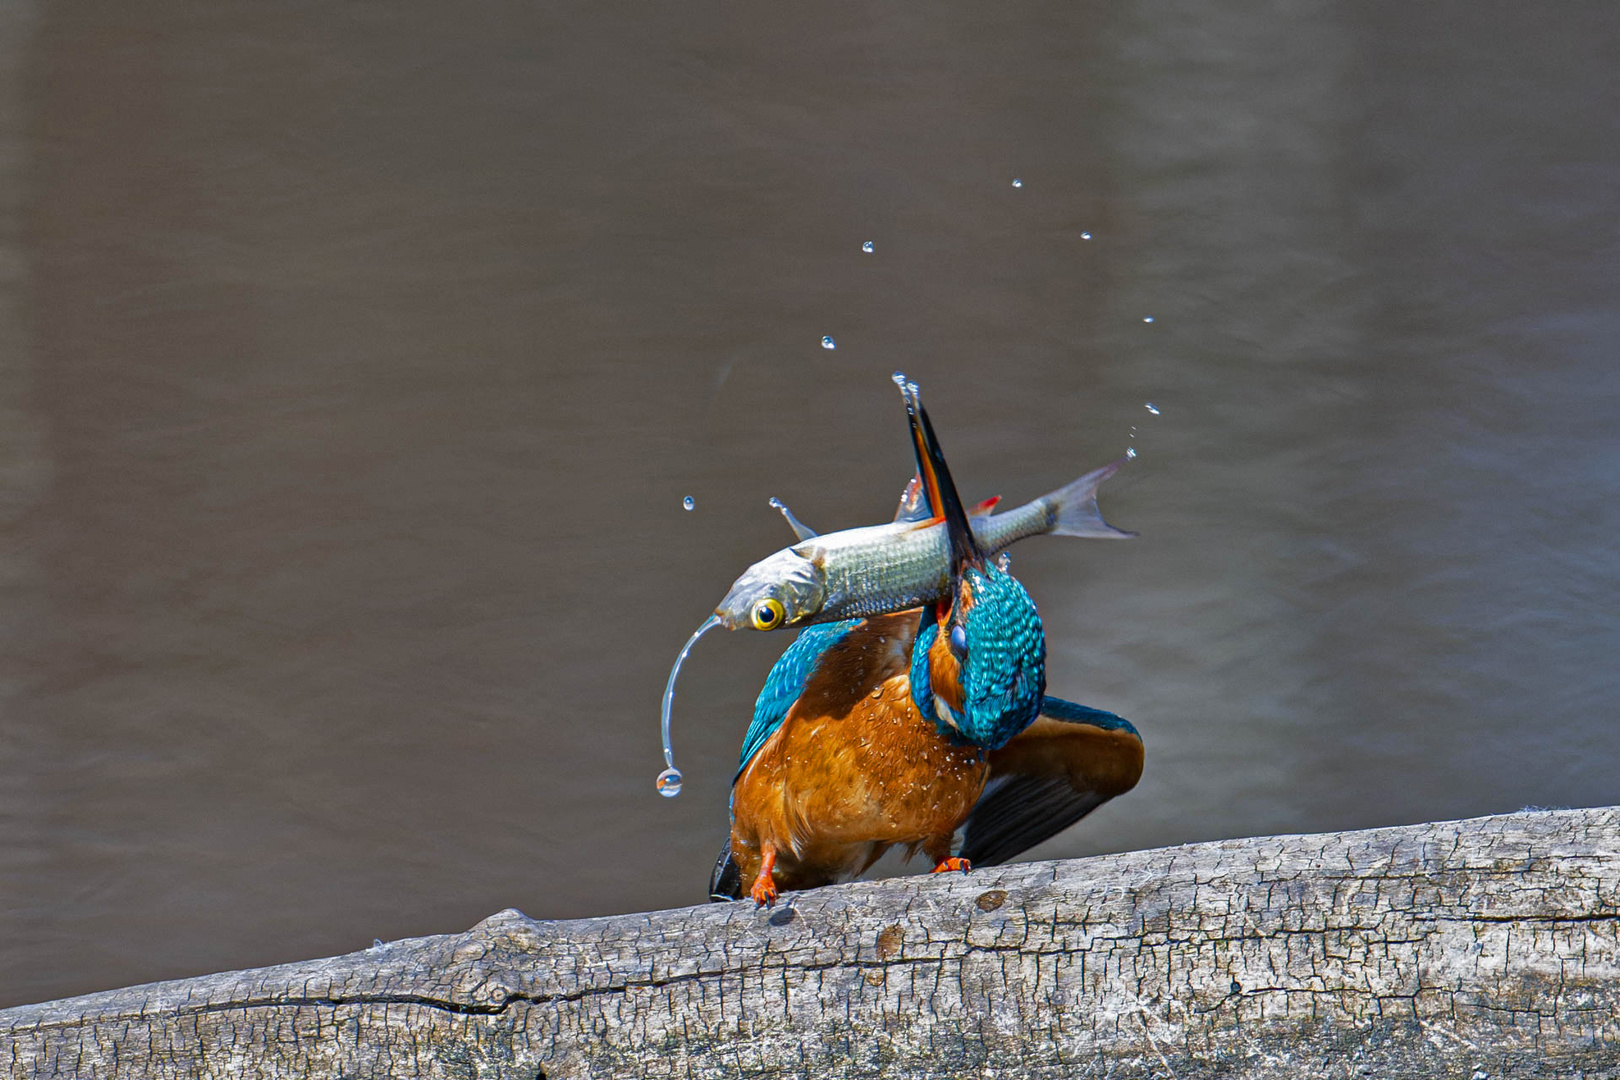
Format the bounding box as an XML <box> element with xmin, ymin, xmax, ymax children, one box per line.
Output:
<box><xmin>949</xmin><ymin>623</ymin><xmax>968</xmax><ymax>659</ymax></box>
<box><xmin>751</xmin><ymin>598</ymin><xmax>786</xmax><ymax>630</ymax></box>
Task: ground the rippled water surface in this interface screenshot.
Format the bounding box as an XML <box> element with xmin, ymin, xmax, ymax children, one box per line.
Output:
<box><xmin>1</xmin><ymin>0</ymin><xmax>1617</xmax><ymax>1006</ymax></box>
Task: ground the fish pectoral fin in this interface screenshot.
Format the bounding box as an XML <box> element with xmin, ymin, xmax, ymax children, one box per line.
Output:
<box><xmin>892</xmin><ymin>474</ymin><xmax>933</xmax><ymax>524</ymax></box>
<box><xmin>970</xmin><ymin>496</ymin><xmax>1001</xmax><ymax>515</ymax></box>
<box><xmin>767</xmin><ymin>497</ymin><xmax>818</xmax><ymax>541</ymax></box>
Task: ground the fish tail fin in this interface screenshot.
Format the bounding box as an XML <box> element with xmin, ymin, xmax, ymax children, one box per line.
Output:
<box><xmin>1045</xmin><ymin>457</ymin><xmax>1136</xmax><ymax>539</ymax></box>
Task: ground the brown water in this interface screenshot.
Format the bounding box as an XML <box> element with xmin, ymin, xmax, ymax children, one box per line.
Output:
<box><xmin>1</xmin><ymin>0</ymin><xmax>1617</xmax><ymax>1007</ymax></box>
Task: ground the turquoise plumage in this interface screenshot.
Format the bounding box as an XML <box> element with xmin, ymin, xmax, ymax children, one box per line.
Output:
<box><xmin>910</xmin><ymin>565</ymin><xmax>1046</xmax><ymax>749</ymax></box>
<box><xmin>737</xmin><ymin>618</ymin><xmax>860</xmax><ymax>777</ymax></box>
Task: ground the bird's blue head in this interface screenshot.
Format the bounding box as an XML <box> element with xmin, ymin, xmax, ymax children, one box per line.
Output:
<box><xmin>911</xmin><ymin>564</ymin><xmax>1046</xmax><ymax>749</ymax></box>
<box><xmin>893</xmin><ymin>375</ymin><xmax>1046</xmax><ymax>750</ymax></box>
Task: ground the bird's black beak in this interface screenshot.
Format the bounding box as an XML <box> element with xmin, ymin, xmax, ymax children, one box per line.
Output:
<box><xmin>896</xmin><ymin>375</ymin><xmax>982</xmax><ymax>587</ymax></box>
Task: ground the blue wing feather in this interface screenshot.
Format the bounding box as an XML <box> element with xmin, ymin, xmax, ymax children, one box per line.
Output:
<box><xmin>958</xmin><ymin>695</ymin><xmax>1143</xmax><ymax>866</ymax></box>
<box><xmin>735</xmin><ymin>618</ymin><xmax>863</xmax><ymax>780</ymax></box>
<box><xmin>1039</xmin><ymin>696</ymin><xmax>1140</xmax><ymax>739</ymax></box>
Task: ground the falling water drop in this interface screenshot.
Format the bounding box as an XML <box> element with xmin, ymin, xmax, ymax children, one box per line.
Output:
<box><xmin>682</xmin><ymin>495</ymin><xmax>695</xmax><ymax>511</ymax></box>
<box><xmin>1143</xmin><ymin>316</ymin><xmax>1155</xmax><ymax>324</ymax></box>
<box><xmin>1081</xmin><ymin>232</ymin><xmax>1092</xmax><ymax>240</ymax></box>
<box><xmin>996</xmin><ymin>552</ymin><xmax>1012</xmax><ymax>572</ymax></box>
<box><xmin>656</xmin><ymin>768</ymin><xmax>683</xmax><ymax>798</ymax></box>
<box><xmin>1145</xmin><ymin>403</ymin><xmax>1161</xmax><ymax>415</ymax></box>
<box><xmin>1011</xmin><ymin>178</ymin><xmax>1023</xmax><ymax>188</ymax></box>
<box><xmin>821</xmin><ymin>336</ymin><xmax>836</xmax><ymax>350</ymax></box>
<box><xmin>862</xmin><ymin>241</ymin><xmax>874</xmax><ymax>253</ymax></box>
<box><xmin>1126</xmin><ymin>446</ymin><xmax>1138</xmax><ymax>459</ymax></box>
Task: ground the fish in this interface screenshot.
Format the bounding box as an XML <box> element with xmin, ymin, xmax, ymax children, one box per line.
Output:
<box><xmin>655</xmin><ymin>373</ymin><xmax>1133</xmax><ymax>796</ymax></box>
<box><xmin>713</xmin><ymin>377</ymin><xmax>1133</xmax><ymax>633</ymax></box>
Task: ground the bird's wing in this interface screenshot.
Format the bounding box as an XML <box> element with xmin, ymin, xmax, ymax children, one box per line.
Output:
<box><xmin>735</xmin><ymin>618</ymin><xmax>863</xmax><ymax>779</ymax></box>
<box><xmin>735</xmin><ymin>611</ymin><xmax>922</xmax><ymax>782</ymax></box>
<box><xmin>958</xmin><ymin>696</ymin><xmax>1143</xmax><ymax>866</ymax></box>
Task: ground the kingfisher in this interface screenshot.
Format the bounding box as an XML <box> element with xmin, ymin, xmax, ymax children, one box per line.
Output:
<box><xmin>710</xmin><ymin>390</ymin><xmax>1143</xmax><ymax>906</ymax></box>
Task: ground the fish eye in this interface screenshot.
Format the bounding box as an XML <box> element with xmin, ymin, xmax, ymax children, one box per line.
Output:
<box><xmin>751</xmin><ymin>598</ymin><xmax>786</xmax><ymax>630</ymax></box>
<box><xmin>949</xmin><ymin>623</ymin><xmax>968</xmax><ymax>660</ymax></box>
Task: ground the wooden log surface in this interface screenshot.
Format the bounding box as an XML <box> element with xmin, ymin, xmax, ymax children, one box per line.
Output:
<box><xmin>5</xmin><ymin>807</ymin><xmax>1620</xmax><ymax>1078</ymax></box>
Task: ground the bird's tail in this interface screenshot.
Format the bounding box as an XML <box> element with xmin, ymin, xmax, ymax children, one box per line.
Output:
<box><xmin>709</xmin><ymin>838</ymin><xmax>743</xmax><ymax>901</ymax></box>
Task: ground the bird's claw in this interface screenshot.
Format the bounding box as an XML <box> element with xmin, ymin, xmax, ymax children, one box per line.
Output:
<box><xmin>931</xmin><ymin>856</ymin><xmax>972</xmax><ymax>875</ymax></box>
<box><xmin>750</xmin><ymin>879</ymin><xmax>778</xmax><ymax>908</ymax></box>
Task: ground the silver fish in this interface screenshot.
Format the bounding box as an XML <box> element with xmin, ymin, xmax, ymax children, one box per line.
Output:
<box><xmin>714</xmin><ymin>456</ymin><xmax>1132</xmax><ymax>631</ymax></box>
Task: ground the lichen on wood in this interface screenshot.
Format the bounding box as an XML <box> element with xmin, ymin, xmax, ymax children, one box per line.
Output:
<box><xmin>5</xmin><ymin>808</ymin><xmax>1620</xmax><ymax>1078</ymax></box>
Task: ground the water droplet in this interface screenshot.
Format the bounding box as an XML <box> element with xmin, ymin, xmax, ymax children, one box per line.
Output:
<box><xmin>1126</xmin><ymin>446</ymin><xmax>1137</xmax><ymax>459</ymax></box>
<box><xmin>682</xmin><ymin>495</ymin><xmax>695</xmax><ymax>511</ymax></box>
<box><xmin>1081</xmin><ymin>232</ymin><xmax>1092</xmax><ymax>240</ymax></box>
<box><xmin>996</xmin><ymin>552</ymin><xmax>1011</xmax><ymax>572</ymax></box>
<box><xmin>656</xmin><ymin>767</ymin><xmax>683</xmax><ymax>797</ymax></box>
<box><xmin>1142</xmin><ymin>316</ymin><xmax>1155</xmax><ymax>323</ymax></box>
<box><xmin>1145</xmin><ymin>403</ymin><xmax>1161</xmax><ymax>415</ymax></box>
<box><xmin>1011</xmin><ymin>178</ymin><xmax>1023</xmax><ymax>188</ymax></box>
<box><xmin>821</xmin><ymin>336</ymin><xmax>836</xmax><ymax>350</ymax></box>
<box><xmin>861</xmin><ymin>240</ymin><xmax>874</xmax><ymax>253</ymax></box>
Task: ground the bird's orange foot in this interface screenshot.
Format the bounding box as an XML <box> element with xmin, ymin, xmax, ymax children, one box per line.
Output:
<box><xmin>750</xmin><ymin>845</ymin><xmax>779</xmax><ymax>907</ymax></box>
<box><xmin>931</xmin><ymin>856</ymin><xmax>972</xmax><ymax>874</ymax></box>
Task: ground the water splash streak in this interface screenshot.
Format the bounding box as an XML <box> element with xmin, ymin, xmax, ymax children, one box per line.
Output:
<box><xmin>658</xmin><ymin>614</ymin><xmax>722</xmax><ymax>797</ymax></box>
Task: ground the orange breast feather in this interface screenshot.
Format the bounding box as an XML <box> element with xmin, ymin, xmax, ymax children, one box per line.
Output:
<box><xmin>730</xmin><ymin>613</ymin><xmax>988</xmax><ymax>890</ymax></box>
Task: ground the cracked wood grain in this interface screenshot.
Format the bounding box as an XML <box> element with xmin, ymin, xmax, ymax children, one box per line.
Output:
<box><xmin>5</xmin><ymin>808</ymin><xmax>1620</xmax><ymax>1078</ymax></box>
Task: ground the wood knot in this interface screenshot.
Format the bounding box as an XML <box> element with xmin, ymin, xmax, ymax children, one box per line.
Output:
<box><xmin>875</xmin><ymin>924</ymin><xmax>903</xmax><ymax>960</ymax></box>
<box><xmin>975</xmin><ymin>889</ymin><xmax>1008</xmax><ymax>912</ymax></box>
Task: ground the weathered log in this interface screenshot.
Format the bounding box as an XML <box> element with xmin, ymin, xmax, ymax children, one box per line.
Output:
<box><xmin>5</xmin><ymin>807</ymin><xmax>1620</xmax><ymax>1078</ymax></box>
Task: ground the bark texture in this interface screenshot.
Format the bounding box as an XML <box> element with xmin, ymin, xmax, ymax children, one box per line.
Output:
<box><xmin>5</xmin><ymin>807</ymin><xmax>1620</xmax><ymax>1079</ymax></box>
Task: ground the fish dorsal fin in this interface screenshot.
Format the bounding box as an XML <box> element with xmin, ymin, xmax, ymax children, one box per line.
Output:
<box><xmin>892</xmin><ymin>475</ymin><xmax>932</xmax><ymax>524</ymax></box>
<box><xmin>970</xmin><ymin>495</ymin><xmax>1001</xmax><ymax>516</ymax></box>
<box><xmin>767</xmin><ymin>497</ymin><xmax>818</xmax><ymax>541</ymax></box>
